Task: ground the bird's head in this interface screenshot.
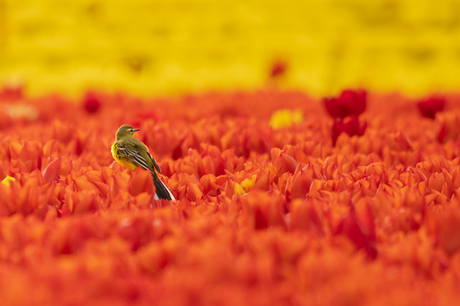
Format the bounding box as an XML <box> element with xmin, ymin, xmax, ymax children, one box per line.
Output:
<box><xmin>116</xmin><ymin>125</ymin><xmax>140</xmax><ymax>139</ymax></box>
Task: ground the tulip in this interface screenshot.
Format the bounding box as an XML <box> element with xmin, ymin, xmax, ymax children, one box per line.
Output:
<box><xmin>83</xmin><ymin>91</ymin><xmax>101</xmax><ymax>114</ymax></box>
<box><xmin>332</xmin><ymin>116</ymin><xmax>367</xmax><ymax>146</ymax></box>
<box><xmin>324</xmin><ymin>89</ymin><xmax>367</xmax><ymax>119</ymax></box>
<box><xmin>269</xmin><ymin>59</ymin><xmax>288</xmax><ymax>79</ymax></box>
<box><xmin>418</xmin><ymin>96</ymin><xmax>445</xmax><ymax>119</ymax></box>
<box><xmin>0</xmin><ymin>89</ymin><xmax>460</xmax><ymax>305</ymax></box>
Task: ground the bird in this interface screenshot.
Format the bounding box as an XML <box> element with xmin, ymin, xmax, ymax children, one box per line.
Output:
<box><xmin>111</xmin><ymin>125</ymin><xmax>175</xmax><ymax>201</ymax></box>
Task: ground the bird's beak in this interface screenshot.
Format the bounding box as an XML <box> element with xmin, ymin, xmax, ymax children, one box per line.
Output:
<box><xmin>133</xmin><ymin>128</ymin><xmax>140</xmax><ymax>132</ymax></box>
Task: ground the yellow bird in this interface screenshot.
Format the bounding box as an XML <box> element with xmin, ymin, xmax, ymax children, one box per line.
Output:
<box><xmin>111</xmin><ymin>125</ymin><xmax>175</xmax><ymax>200</ymax></box>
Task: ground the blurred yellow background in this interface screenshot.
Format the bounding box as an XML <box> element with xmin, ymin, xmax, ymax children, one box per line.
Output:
<box><xmin>1</xmin><ymin>0</ymin><xmax>460</xmax><ymax>98</ymax></box>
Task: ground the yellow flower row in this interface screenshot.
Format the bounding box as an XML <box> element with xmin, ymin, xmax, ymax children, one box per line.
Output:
<box><xmin>1</xmin><ymin>0</ymin><xmax>460</xmax><ymax>97</ymax></box>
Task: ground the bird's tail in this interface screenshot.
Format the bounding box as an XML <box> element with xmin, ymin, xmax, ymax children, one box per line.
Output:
<box><xmin>151</xmin><ymin>171</ymin><xmax>175</xmax><ymax>201</ymax></box>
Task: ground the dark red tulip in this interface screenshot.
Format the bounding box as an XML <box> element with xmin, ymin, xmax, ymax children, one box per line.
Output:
<box><xmin>334</xmin><ymin>205</ymin><xmax>377</xmax><ymax>260</ymax></box>
<box><xmin>324</xmin><ymin>89</ymin><xmax>367</xmax><ymax>119</ymax></box>
<box><xmin>83</xmin><ymin>91</ymin><xmax>101</xmax><ymax>113</ymax></box>
<box><xmin>332</xmin><ymin>116</ymin><xmax>367</xmax><ymax>146</ymax></box>
<box><xmin>269</xmin><ymin>59</ymin><xmax>288</xmax><ymax>79</ymax></box>
<box><xmin>418</xmin><ymin>96</ymin><xmax>445</xmax><ymax>119</ymax></box>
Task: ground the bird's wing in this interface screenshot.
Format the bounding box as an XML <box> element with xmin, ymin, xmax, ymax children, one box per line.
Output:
<box><xmin>116</xmin><ymin>139</ymin><xmax>150</xmax><ymax>170</ymax></box>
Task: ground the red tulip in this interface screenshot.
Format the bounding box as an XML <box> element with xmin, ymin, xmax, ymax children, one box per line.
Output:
<box><xmin>332</xmin><ymin>116</ymin><xmax>367</xmax><ymax>146</ymax></box>
<box><xmin>269</xmin><ymin>59</ymin><xmax>288</xmax><ymax>79</ymax></box>
<box><xmin>83</xmin><ymin>91</ymin><xmax>101</xmax><ymax>113</ymax></box>
<box><xmin>324</xmin><ymin>89</ymin><xmax>367</xmax><ymax>119</ymax></box>
<box><xmin>334</xmin><ymin>204</ymin><xmax>377</xmax><ymax>259</ymax></box>
<box><xmin>418</xmin><ymin>96</ymin><xmax>445</xmax><ymax>119</ymax></box>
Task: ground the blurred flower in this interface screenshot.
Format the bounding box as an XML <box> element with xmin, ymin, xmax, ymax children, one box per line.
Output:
<box><xmin>324</xmin><ymin>89</ymin><xmax>367</xmax><ymax>119</ymax></box>
<box><xmin>334</xmin><ymin>203</ymin><xmax>377</xmax><ymax>259</ymax></box>
<box><xmin>418</xmin><ymin>95</ymin><xmax>445</xmax><ymax>119</ymax></box>
<box><xmin>332</xmin><ymin>116</ymin><xmax>367</xmax><ymax>146</ymax></box>
<box><xmin>4</xmin><ymin>104</ymin><xmax>39</xmax><ymax>122</ymax></box>
<box><xmin>83</xmin><ymin>91</ymin><xmax>101</xmax><ymax>113</ymax></box>
<box><xmin>0</xmin><ymin>79</ymin><xmax>23</xmax><ymax>101</ymax></box>
<box><xmin>269</xmin><ymin>109</ymin><xmax>303</xmax><ymax>129</ymax></box>
<box><xmin>324</xmin><ymin>89</ymin><xmax>367</xmax><ymax>146</ymax></box>
<box><xmin>269</xmin><ymin>59</ymin><xmax>288</xmax><ymax>79</ymax></box>
<box><xmin>436</xmin><ymin>113</ymin><xmax>460</xmax><ymax>143</ymax></box>
<box><xmin>240</xmin><ymin>174</ymin><xmax>257</xmax><ymax>192</ymax></box>
<box><xmin>1</xmin><ymin>175</ymin><xmax>15</xmax><ymax>187</ymax></box>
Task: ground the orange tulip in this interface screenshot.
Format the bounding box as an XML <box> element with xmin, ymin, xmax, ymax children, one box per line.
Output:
<box><xmin>1</xmin><ymin>90</ymin><xmax>460</xmax><ymax>304</ymax></box>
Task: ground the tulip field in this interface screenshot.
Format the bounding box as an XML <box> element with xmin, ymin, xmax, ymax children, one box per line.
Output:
<box><xmin>2</xmin><ymin>0</ymin><xmax>460</xmax><ymax>305</ymax></box>
<box><xmin>1</xmin><ymin>88</ymin><xmax>460</xmax><ymax>305</ymax></box>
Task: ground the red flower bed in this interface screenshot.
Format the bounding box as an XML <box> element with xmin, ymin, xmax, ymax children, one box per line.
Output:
<box><xmin>1</xmin><ymin>89</ymin><xmax>460</xmax><ymax>305</ymax></box>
